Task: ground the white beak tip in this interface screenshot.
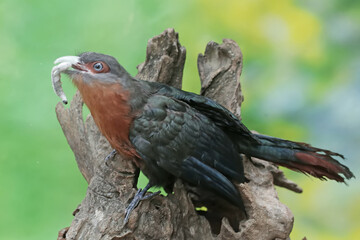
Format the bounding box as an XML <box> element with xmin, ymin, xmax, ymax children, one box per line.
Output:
<box><xmin>54</xmin><ymin>56</ymin><xmax>80</xmax><ymax>65</ymax></box>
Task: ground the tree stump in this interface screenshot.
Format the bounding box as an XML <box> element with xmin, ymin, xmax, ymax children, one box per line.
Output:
<box><xmin>56</xmin><ymin>28</ymin><xmax>302</xmax><ymax>240</ymax></box>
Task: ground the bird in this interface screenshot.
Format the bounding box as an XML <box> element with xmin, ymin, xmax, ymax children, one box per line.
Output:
<box><xmin>53</xmin><ymin>52</ymin><xmax>354</xmax><ymax>226</ymax></box>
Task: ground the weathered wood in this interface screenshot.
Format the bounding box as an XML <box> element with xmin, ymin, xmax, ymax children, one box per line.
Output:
<box><xmin>56</xmin><ymin>29</ymin><xmax>300</xmax><ymax>240</ymax></box>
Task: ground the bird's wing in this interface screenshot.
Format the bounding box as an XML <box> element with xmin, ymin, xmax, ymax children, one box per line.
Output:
<box><xmin>130</xmin><ymin>94</ymin><xmax>245</xmax><ymax>207</ymax></box>
<box><xmin>153</xmin><ymin>84</ymin><xmax>259</xmax><ymax>143</ymax></box>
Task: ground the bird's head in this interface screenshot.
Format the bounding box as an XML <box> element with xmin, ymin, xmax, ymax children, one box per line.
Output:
<box><xmin>56</xmin><ymin>52</ymin><xmax>130</xmax><ymax>83</ymax></box>
<box><xmin>52</xmin><ymin>52</ymin><xmax>131</xmax><ymax>104</ymax></box>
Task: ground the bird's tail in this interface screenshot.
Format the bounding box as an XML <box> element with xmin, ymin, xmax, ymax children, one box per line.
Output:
<box><xmin>237</xmin><ymin>134</ymin><xmax>354</xmax><ymax>182</ymax></box>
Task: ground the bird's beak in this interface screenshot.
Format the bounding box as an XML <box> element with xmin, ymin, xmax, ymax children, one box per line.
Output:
<box><xmin>52</xmin><ymin>56</ymin><xmax>82</xmax><ymax>105</ymax></box>
<box><xmin>54</xmin><ymin>56</ymin><xmax>80</xmax><ymax>65</ymax></box>
<box><xmin>54</xmin><ymin>56</ymin><xmax>87</xmax><ymax>72</ymax></box>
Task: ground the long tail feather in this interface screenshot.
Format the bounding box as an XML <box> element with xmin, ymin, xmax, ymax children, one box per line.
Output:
<box><xmin>238</xmin><ymin>134</ymin><xmax>354</xmax><ymax>182</ymax></box>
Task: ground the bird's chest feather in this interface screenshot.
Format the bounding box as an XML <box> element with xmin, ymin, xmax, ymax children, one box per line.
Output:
<box><xmin>75</xmin><ymin>79</ymin><xmax>139</xmax><ymax>159</ymax></box>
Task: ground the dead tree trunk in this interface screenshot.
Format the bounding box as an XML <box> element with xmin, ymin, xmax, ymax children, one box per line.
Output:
<box><xmin>56</xmin><ymin>29</ymin><xmax>302</xmax><ymax>240</ymax></box>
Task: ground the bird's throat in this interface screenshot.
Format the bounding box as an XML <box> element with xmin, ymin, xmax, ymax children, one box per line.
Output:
<box><xmin>74</xmin><ymin>78</ymin><xmax>139</xmax><ymax>159</ymax></box>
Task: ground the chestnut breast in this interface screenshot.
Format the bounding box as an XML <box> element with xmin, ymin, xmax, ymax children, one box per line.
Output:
<box><xmin>74</xmin><ymin>78</ymin><xmax>138</xmax><ymax>158</ymax></box>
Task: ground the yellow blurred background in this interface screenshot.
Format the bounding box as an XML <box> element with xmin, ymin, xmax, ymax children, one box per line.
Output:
<box><xmin>0</xmin><ymin>0</ymin><xmax>359</xmax><ymax>239</ymax></box>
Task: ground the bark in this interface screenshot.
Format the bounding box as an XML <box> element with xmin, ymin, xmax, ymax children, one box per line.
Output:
<box><xmin>56</xmin><ymin>28</ymin><xmax>301</xmax><ymax>240</ymax></box>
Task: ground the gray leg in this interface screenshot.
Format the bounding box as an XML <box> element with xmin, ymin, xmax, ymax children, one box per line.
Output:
<box><xmin>124</xmin><ymin>183</ymin><xmax>161</xmax><ymax>224</ymax></box>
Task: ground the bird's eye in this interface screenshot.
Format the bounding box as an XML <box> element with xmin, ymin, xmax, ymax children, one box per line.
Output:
<box><xmin>87</xmin><ymin>61</ymin><xmax>110</xmax><ymax>73</ymax></box>
<box><xmin>93</xmin><ymin>62</ymin><xmax>104</xmax><ymax>72</ymax></box>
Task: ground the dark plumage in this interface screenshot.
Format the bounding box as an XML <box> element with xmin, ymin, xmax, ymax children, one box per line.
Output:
<box><xmin>61</xmin><ymin>52</ymin><xmax>354</xmax><ymax>218</ymax></box>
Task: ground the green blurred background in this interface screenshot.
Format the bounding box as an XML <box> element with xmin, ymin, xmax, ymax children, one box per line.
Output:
<box><xmin>0</xmin><ymin>0</ymin><xmax>359</xmax><ymax>239</ymax></box>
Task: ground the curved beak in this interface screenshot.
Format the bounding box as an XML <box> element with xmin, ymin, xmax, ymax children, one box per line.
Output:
<box><xmin>54</xmin><ymin>56</ymin><xmax>80</xmax><ymax>65</ymax></box>
<box><xmin>52</xmin><ymin>56</ymin><xmax>82</xmax><ymax>105</ymax></box>
<box><xmin>54</xmin><ymin>56</ymin><xmax>87</xmax><ymax>71</ymax></box>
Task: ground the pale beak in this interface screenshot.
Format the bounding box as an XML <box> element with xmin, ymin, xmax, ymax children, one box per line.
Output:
<box><xmin>51</xmin><ymin>56</ymin><xmax>81</xmax><ymax>104</ymax></box>
<box><xmin>54</xmin><ymin>56</ymin><xmax>80</xmax><ymax>65</ymax></box>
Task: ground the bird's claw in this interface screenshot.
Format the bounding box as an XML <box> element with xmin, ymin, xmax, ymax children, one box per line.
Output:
<box><xmin>105</xmin><ymin>149</ymin><xmax>117</xmax><ymax>163</ymax></box>
<box><xmin>124</xmin><ymin>186</ymin><xmax>160</xmax><ymax>224</ymax></box>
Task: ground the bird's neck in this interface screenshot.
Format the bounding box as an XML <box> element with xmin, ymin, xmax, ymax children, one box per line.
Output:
<box><xmin>74</xmin><ymin>78</ymin><xmax>139</xmax><ymax>159</ymax></box>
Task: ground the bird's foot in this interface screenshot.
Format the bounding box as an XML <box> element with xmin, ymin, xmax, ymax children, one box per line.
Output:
<box><xmin>105</xmin><ymin>149</ymin><xmax>117</xmax><ymax>164</ymax></box>
<box><xmin>124</xmin><ymin>183</ymin><xmax>160</xmax><ymax>224</ymax></box>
